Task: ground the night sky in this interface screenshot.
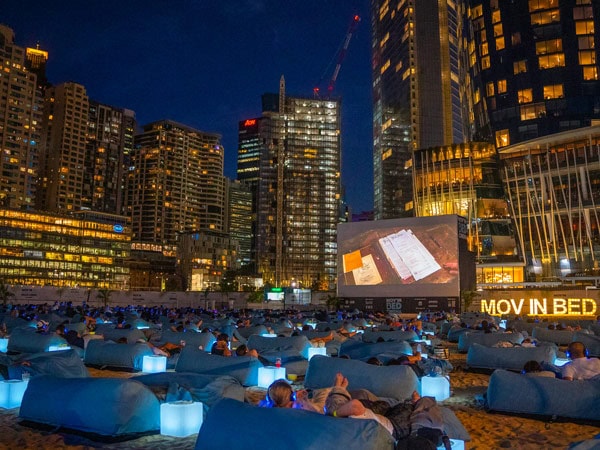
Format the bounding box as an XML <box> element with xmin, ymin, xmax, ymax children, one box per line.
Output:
<box><xmin>3</xmin><ymin>0</ymin><xmax>374</xmax><ymax>213</ymax></box>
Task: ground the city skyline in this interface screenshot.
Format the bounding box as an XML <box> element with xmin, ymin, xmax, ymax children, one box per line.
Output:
<box><xmin>2</xmin><ymin>0</ymin><xmax>374</xmax><ymax>213</ymax></box>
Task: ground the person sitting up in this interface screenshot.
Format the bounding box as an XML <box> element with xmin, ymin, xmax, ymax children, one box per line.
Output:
<box><xmin>211</xmin><ymin>333</ymin><xmax>232</xmax><ymax>356</ymax></box>
<box><xmin>561</xmin><ymin>341</ymin><xmax>600</xmax><ymax>380</ymax></box>
<box><xmin>522</xmin><ymin>360</ymin><xmax>555</xmax><ymax>378</ymax></box>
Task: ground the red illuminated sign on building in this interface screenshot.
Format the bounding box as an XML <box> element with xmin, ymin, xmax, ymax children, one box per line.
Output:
<box><xmin>244</xmin><ymin>119</ymin><xmax>256</xmax><ymax>127</ymax></box>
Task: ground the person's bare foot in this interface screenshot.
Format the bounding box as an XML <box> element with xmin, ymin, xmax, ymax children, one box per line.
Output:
<box><xmin>334</xmin><ymin>372</ymin><xmax>349</xmax><ymax>388</ymax></box>
<box><xmin>411</xmin><ymin>390</ymin><xmax>420</xmax><ymax>403</ymax></box>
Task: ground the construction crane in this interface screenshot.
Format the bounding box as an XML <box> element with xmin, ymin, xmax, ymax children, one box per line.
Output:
<box><xmin>314</xmin><ymin>14</ymin><xmax>361</xmax><ymax>98</ymax></box>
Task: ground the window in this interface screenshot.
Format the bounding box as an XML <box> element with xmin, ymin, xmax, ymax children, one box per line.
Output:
<box><xmin>493</xmin><ymin>23</ymin><xmax>503</xmax><ymax>38</ymax></box>
<box><xmin>575</xmin><ymin>21</ymin><xmax>594</xmax><ymax>35</ymax></box>
<box><xmin>579</xmin><ymin>50</ymin><xmax>596</xmax><ymax>65</ymax></box>
<box><xmin>520</xmin><ymin>103</ymin><xmax>546</xmax><ymax>120</ymax></box>
<box><xmin>518</xmin><ymin>89</ymin><xmax>533</xmax><ymax>104</ymax></box>
<box><xmin>495</xmin><ymin>129</ymin><xmax>509</xmax><ymax>148</ymax></box>
<box><xmin>529</xmin><ymin>0</ymin><xmax>558</xmax><ymax>11</ymax></box>
<box><xmin>536</xmin><ymin>39</ymin><xmax>562</xmax><ymax>54</ymax></box>
<box><xmin>539</xmin><ymin>53</ymin><xmax>565</xmax><ymax>69</ymax></box>
<box><xmin>492</xmin><ymin>10</ymin><xmax>501</xmax><ymax>23</ymax></box>
<box><xmin>514</xmin><ymin>60</ymin><xmax>527</xmax><ymax>74</ymax></box>
<box><xmin>583</xmin><ymin>66</ymin><xmax>598</xmax><ymax>80</ymax></box>
<box><xmin>543</xmin><ymin>84</ymin><xmax>563</xmax><ymax>99</ymax></box>
<box><xmin>486</xmin><ymin>82</ymin><xmax>495</xmax><ymax>96</ymax></box>
<box><xmin>481</xmin><ymin>56</ymin><xmax>491</xmax><ymax>69</ymax></box>
<box><xmin>530</xmin><ymin>9</ymin><xmax>560</xmax><ymax>25</ymax></box>
<box><xmin>497</xmin><ymin>79</ymin><xmax>507</xmax><ymax>93</ymax></box>
<box><xmin>480</xmin><ymin>42</ymin><xmax>489</xmax><ymax>55</ymax></box>
<box><xmin>573</xmin><ymin>6</ymin><xmax>593</xmax><ymax>20</ymax></box>
<box><xmin>512</xmin><ymin>33</ymin><xmax>521</xmax><ymax>46</ymax></box>
<box><xmin>578</xmin><ymin>36</ymin><xmax>595</xmax><ymax>49</ymax></box>
<box><xmin>496</xmin><ymin>36</ymin><xmax>505</xmax><ymax>51</ymax></box>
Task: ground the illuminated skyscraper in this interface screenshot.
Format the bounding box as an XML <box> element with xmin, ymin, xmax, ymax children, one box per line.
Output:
<box><xmin>128</xmin><ymin>120</ymin><xmax>226</xmax><ymax>256</ymax></box>
<box><xmin>469</xmin><ymin>0</ymin><xmax>600</xmax><ymax>148</ymax></box>
<box><xmin>0</xmin><ymin>25</ymin><xmax>43</xmax><ymax>210</ymax></box>
<box><xmin>238</xmin><ymin>78</ymin><xmax>341</xmax><ymax>289</ymax></box>
<box><xmin>38</xmin><ymin>82</ymin><xmax>90</xmax><ymax>212</ymax></box>
<box><xmin>371</xmin><ymin>0</ymin><xmax>473</xmax><ymax>219</ymax></box>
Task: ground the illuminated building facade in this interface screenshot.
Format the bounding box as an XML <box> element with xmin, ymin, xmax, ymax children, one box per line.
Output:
<box><xmin>469</xmin><ymin>0</ymin><xmax>600</xmax><ymax>149</ymax></box>
<box><xmin>371</xmin><ymin>0</ymin><xmax>474</xmax><ymax>219</ymax></box>
<box><xmin>499</xmin><ymin>126</ymin><xmax>600</xmax><ymax>280</ymax></box>
<box><xmin>128</xmin><ymin>120</ymin><xmax>226</xmax><ymax>257</ymax></box>
<box><xmin>413</xmin><ymin>142</ymin><xmax>524</xmax><ymax>285</ymax></box>
<box><xmin>239</xmin><ymin>78</ymin><xmax>341</xmax><ymax>289</ymax></box>
<box><xmin>226</xmin><ymin>179</ymin><xmax>253</xmax><ymax>269</ymax></box>
<box><xmin>0</xmin><ymin>26</ymin><xmax>43</xmax><ymax>210</ymax></box>
<box><xmin>86</xmin><ymin>102</ymin><xmax>136</xmax><ymax>215</ymax></box>
<box><xmin>0</xmin><ymin>209</ymin><xmax>130</xmax><ymax>289</ymax></box>
<box><xmin>178</xmin><ymin>230</ymin><xmax>239</xmax><ymax>291</ymax></box>
<box><xmin>37</xmin><ymin>82</ymin><xmax>90</xmax><ymax>212</ymax></box>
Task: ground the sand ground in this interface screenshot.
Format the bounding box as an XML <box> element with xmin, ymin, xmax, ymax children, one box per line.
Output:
<box><xmin>0</xmin><ymin>344</ymin><xmax>597</xmax><ymax>449</ymax></box>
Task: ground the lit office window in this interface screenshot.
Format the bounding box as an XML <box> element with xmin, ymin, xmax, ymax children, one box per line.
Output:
<box><xmin>495</xmin><ymin>130</ymin><xmax>509</xmax><ymax>148</ymax></box>
<box><xmin>518</xmin><ymin>89</ymin><xmax>533</xmax><ymax>104</ymax></box>
<box><xmin>486</xmin><ymin>82</ymin><xmax>495</xmax><ymax>97</ymax></box>
<box><xmin>583</xmin><ymin>66</ymin><xmax>598</xmax><ymax>80</ymax></box>
<box><xmin>530</xmin><ymin>9</ymin><xmax>560</xmax><ymax>25</ymax></box>
<box><xmin>513</xmin><ymin>60</ymin><xmax>527</xmax><ymax>74</ymax></box>
<box><xmin>543</xmin><ymin>84</ymin><xmax>563</xmax><ymax>99</ymax></box>
<box><xmin>578</xmin><ymin>50</ymin><xmax>596</xmax><ymax>65</ymax></box>
<box><xmin>497</xmin><ymin>79</ymin><xmax>507</xmax><ymax>94</ymax></box>
<box><xmin>575</xmin><ymin>20</ymin><xmax>594</xmax><ymax>35</ymax></box>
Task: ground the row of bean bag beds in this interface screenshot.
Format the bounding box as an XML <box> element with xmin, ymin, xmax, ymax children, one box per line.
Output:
<box><xmin>0</xmin><ymin>348</ymin><xmax>89</xmax><ymax>379</ymax></box>
<box><xmin>457</xmin><ymin>331</ymin><xmax>524</xmax><ymax>353</ymax></box>
<box><xmin>466</xmin><ymin>343</ymin><xmax>557</xmax><ymax>372</ymax></box>
<box><xmin>486</xmin><ymin>369</ymin><xmax>600</xmax><ymax>422</ymax></box>
<box><xmin>7</xmin><ymin>327</ymin><xmax>71</xmax><ymax>354</ymax></box>
<box><xmin>83</xmin><ymin>340</ymin><xmax>154</xmax><ymax>371</ymax></box>
<box><xmin>531</xmin><ymin>327</ymin><xmax>578</xmax><ymax>346</ymax></box>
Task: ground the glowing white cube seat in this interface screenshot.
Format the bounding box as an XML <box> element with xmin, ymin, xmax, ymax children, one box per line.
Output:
<box><xmin>307</xmin><ymin>347</ymin><xmax>327</xmax><ymax>360</ymax></box>
<box><xmin>420</xmin><ymin>375</ymin><xmax>450</xmax><ymax>402</ymax></box>
<box><xmin>160</xmin><ymin>401</ymin><xmax>203</xmax><ymax>437</ymax></box>
<box><xmin>0</xmin><ymin>379</ymin><xmax>29</xmax><ymax>409</ymax></box>
<box><xmin>257</xmin><ymin>366</ymin><xmax>286</xmax><ymax>388</ymax></box>
<box><xmin>142</xmin><ymin>355</ymin><xmax>167</xmax><ymax>373</ymax></box>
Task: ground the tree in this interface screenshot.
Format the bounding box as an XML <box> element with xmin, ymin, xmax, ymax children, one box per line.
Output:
<box><xmin>0</xmin><ymin>281</ymin><xmax>14</xmax><ymax>307</ymax></box>
<box><xmin>97</xmin><ymin>289</ymin><xmax>112</xmax><ymax>308</ymax></box>
<box><xmin>460</xmin><ymin>290</ymin><xmax>480</xmax><ymax>313</ymax></box>
<box><xmin>326</xmin><ymin>294</ymin><xmax>341</xmax><ymax>312</ymax></box>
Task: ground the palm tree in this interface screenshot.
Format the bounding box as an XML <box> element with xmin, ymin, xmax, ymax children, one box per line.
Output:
<box><xmin>0</xmin><ymin>281</ymin><xmax>14</xmax><ymax>307</ymax></box>
<box><xmin>97</xmin><ymin>289</ymin><xmax>112</xmax><ymax>308</ymax></box>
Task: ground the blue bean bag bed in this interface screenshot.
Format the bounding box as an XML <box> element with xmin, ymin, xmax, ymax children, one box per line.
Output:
<box><xmin>175</xmin><ymin>346</ymin><xmax>262</xmax><ymax>386</ymax></box>
<box><xmin>298</xmin><ymin>330</ymin><xmax>334</xmax><ymax>341</ymax></box>
<box><xmin>573</xmin><ymin>332</ymin><xmax>600</xmax><ymax>357</ymax></box>
<box><xmin>447</xmin><ymin>326</ymin><xmax>471</xmax><ymax>342</ymax></box>
<box><xmin>458</xmin><ymin>331</ymin><xmax>524</xmax><ymax>353</ymax></box>
<box><xmin>84</xmin><ymin>340</ymin><xmax>154</xmax><ymax>371</ymax></box>
<box><xmin>247</xmin><ymin>335</ymin><xmax>311</xmax><ymax>354</ymax></box>
<box><xmin>237</xmin><ymin>325</ymin><xmax>269</xmax><ymax>339</ymax></box>
<box><xmin>7</xmin><ymin>327</ymin><xmax>69</xmax><ymax>354</ymax></box>
<box><xmin>19</xmin><ymin>375</ymin><xmax>160</xmax><ymax>437</ymax></box>
<box><xmin>134</xmin><ymin>372</ymin><xmax>245</xmax><ymax>411</ymax></box>
<box><xmin>531</xmin><ymin>327</ymin><xmax>575</xmax><ymax>345</ymax></box>
<box><xmin>155</xmin><ymin>330</ymin><xmax>216</xmax><ymax>351</ymax></box>
<box><xmin>304</xmin><ymin>355</ymin><xmax>419</xmax><ymax>401</ymax></box>
<box><xmin>6</xmin><ymin>349</ymin><xmax>89</xmax><ymax>379</ymax></box>
<box><xmin>1</xmin><ymin>317</ymin><xmax>33</xmax><ymax>332</ymax></box>
<box><xmin>195</xmin><ymin>398</ymin><xmax>395</xmax><ymax>450</ymax></box>
<box><xmin>486</xmin><ymin>369</ymin><xmax>600</xmax><ymax>421</ymax></box>
<box><xmin>466</xmin><ymin>343</ymin><xmax>557</xmax><ymax>371</ymax></box>
<box><xmin>361</xmin><ymin>330</ymin><xmax>418</xmax><ymax>343</ymax></box>
<box><xmin>99</xmin><ymin>328</ymin><xmax>147</xmax><ymax>344</ymax></box>
<box><xmin>339</xmin><ymin>340</ymin><xmax>413</xmax><ymax>361</ymax></box>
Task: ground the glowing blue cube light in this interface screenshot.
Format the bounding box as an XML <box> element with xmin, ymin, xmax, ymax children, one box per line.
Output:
<box><xmin>553</xmin><ymin>357</ymin><xmax>570</xmax><ymax>367</ymax></box>
<box><xmin>307</xmin><ymin>347</ymin><xmax>327</xmax><ymax>360</ymax></box>
<box><xmin>257</xmin><ymin>366</ymin><xmax>286</xmax><ymax>388</ymax></box>
<box><xmin>420</xmin><ymin>375</ymin><xmax>450</xmax><ymax>402</ymax></box>
<box><xmin>0</xmin><ymin>338</ymin><xmax>8</xmax><ymax>353</ymax></box>
<box><xmin>437</xmin><ymin>439</ymin><xmax>464</xmax><ymax>450</ymax></box>
<box><xmin>160</xmin><ymin>401</ymin><xmax>203</xmax><ymax>437</ymax></box>
<box><xmin>142</xmin><ymin>355</ymin><xmax>167</xmax><ymax>373</ymax></box>
<box><xmin>0</xmin><ymin>379</ymin><xmax>29</xmax><ymax>409</ymax></box>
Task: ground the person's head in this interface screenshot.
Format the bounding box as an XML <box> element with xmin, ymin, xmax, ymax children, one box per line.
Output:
<box><xmin>522</xmin><ymin>360</ymin><xmax>543</xmax><ymax>374</ymax></box>
<box><xmin>566</xmin><ymin>341</ymin><xmax>587</xmax><ymax>359</ymax></box>
<box><xmin>235</xmin><ymin>344</ymin><xmax>248</xmax><ymax>356</ymax></box>
<box><xmin>266</xmin><ymin>379</ymin><xmax>295</xmax><ymax>408</ymax></box>
<box><xmin>366</xmin><ymin>357</ymin><xmax>383</xmax><ymax>366</ymax></box>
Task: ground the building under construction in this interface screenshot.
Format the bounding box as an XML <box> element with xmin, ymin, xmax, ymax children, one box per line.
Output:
<box><xmin>238</xmin><ymin>77</ymin><xmax>342</xmax><ymax>290</ymax></box>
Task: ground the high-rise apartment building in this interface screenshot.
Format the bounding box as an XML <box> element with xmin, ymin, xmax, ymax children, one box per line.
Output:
<box><xmin>128</xmin><ymin>120</ymin><xmax>226</xmax><ymax>256</ymax></box>
<box><xmin>86</xmin><ymin>102</ymin><xmax>135</xmax><ymax>215</ymax></box>
<box><xmin>37</xmin><ymin>82</ymin><xmax>90</xmax><ymax>212</ymax></box>
<box><xmin>226</xmin><ymin>179</ymin><xmax>253</xmax><ymax>269</ymax></box>
<box><xmin>371</xmin><ymin>0</ymin><xmax>473</xmax><ymax>219</ymax></box>
<box><xmin>238</xmin><ymin>78</ymin><xmax>341</xmax><ymax>289</ymax></box>
<box><xmin>0</xmin><ymin>25</ymin><xmax>44</xmax><ymax>210</ymax></box>
<box><xmin>469</xmin><ymin>0</ymin><xmax>600</xmax><ymax>148</ymax></box>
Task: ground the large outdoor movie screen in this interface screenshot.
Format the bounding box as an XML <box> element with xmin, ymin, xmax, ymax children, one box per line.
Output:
<box><xmin>337</xmin><ymin>215</ymin><xmax>466</xmax><ymax>299</ymax></box>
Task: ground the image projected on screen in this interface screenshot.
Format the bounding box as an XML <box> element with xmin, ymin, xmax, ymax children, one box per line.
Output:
<box><xmin>379</xmin><ymin>229</ymin><xmax>441</xmax><ymax>281</ymax></box>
